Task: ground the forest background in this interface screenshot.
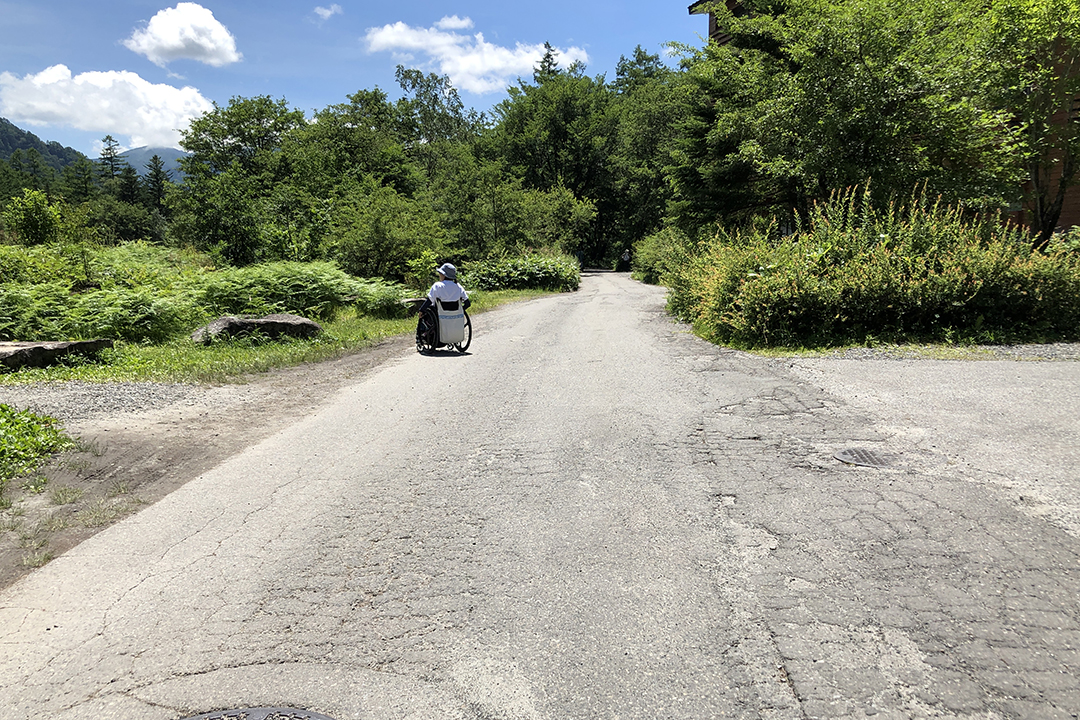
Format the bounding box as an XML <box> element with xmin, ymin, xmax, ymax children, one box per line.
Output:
<box><xmin>1</xmin><ymin>0</ymin><xmax>1079</xmax><ymax>354</ymax></box>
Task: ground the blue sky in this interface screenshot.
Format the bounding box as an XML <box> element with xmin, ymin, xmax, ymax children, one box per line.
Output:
<box><xmin>0</xmin><ymin>1</ymin><xmax>709</xmax><ymax>157</ymax></box>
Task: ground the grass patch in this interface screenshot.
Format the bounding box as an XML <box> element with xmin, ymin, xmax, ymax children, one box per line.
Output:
<box><xmin>71</xmin><ymin>438</ymin><xmax>105</xmax><ymax>457</ymax></box>
<box><xmin>17</xmin><ymin>530</ymin><xmax>46</xmax><ymax>550</ymax></box>
<box><xmin>50</xmin><ymin>485</ymin><xmax>85</xmax><ymax>505</ymax></box>
<box><xmin>55</xmin><ymin>456</ymin><xmax>92</xmax><ymax>473</ymax></box>
<box><xmin>37</xmin><ymin>512</ymin><xmax>71</xmax><ymax>532</ymax></box>
<box><xmin>75</xmin><ymin>499</ymin><xmax>130</xmax><ymax>528</ymax></box>
<box><xmin>106</xmin><ymin>480</ymin><xmax>130</xmax><ymax>498</ymax></box>
<box><xmin>22</xmin><ymin>550</ymin><xmax>53</xmax><ymax>568</ymax></box>
<box><xmin>19</xmin><ymin>475</ymin><xmax>48</xmax><ymax>494</ymax></box>
<box><xmin>744</xmin><ymin>342</ymin><xmax>1001</xmax><ymax>360</ymax></box>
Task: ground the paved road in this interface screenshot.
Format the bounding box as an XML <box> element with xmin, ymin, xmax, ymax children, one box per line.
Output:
<box><xmin>2</xmin><ymin>272</ymin><xmax>1078</xmax><ymax>719</ymax></box>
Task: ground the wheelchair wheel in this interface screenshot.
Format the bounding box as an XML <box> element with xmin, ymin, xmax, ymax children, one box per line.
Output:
<box><xmin>454</xmin><ymin>311</ymin><xmax>472</xmax><ymax>353</ymax></box>
<box><xmin>416</xmin><ymin>308</ymin><xmax>436</xmax><ymax>354</ymax></box>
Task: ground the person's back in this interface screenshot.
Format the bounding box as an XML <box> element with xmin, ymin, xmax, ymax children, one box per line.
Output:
<box><xmin>416</xmin><ymin>263</ymin><xmax>469</xmax><ymax>350</ymax></box>
<box><xmin>429</xmin><ymin>277</ymin><xmax>468</xmax><ymax>306</ymax></box>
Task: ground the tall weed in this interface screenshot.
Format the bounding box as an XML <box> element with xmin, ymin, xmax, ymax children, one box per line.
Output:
<box><xmin>668</xmin><ymin>188</ymin><xmax>1080</xmax><ymax>347</ymax></box>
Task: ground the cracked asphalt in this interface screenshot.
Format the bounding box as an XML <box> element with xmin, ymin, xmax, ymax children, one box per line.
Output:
<box><xmin>1</xmin><ymin>272</ymin><xmax>1078</xmax><ymax>719</ymax></box>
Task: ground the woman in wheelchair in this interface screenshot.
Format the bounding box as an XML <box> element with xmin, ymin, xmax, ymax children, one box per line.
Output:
<box><xmin>416</xmin><ymin>263</ymin><xmax>471</xmax><ymax>353</ymax></box>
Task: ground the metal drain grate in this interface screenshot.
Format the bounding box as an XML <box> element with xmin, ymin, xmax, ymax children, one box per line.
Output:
<box><xmin>181</xmin><ymin>709</ymin><xmax>337</xmax><ymax>720</ymax></box>
<box><xmin>834</xmin><ymin>447</ymin><xmax>890</xmax><ymax>469</ymax></box>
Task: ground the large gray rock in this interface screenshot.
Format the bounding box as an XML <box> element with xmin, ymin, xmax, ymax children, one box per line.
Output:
<box><xmin>191</xmin><ymin>313</ymin><xmax>323</xmax><ymax>344</ymax></box>
<box><xmin>0</xmin><ymin>339</ymin><xmax>114</xmax><ymax>371</ymax></box>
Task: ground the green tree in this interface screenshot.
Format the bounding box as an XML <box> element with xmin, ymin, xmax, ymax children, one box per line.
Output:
<box><xmin>493</xmin><ymin>56</ymin><xmax>617</xmax><ymax>261</ymax></box>
<box><xmin>84</xmin><ymin>194</ymin><xmax>161</xmax><ymax>244</ymax></box>
<box><xmin>516</xmin><ymin>185</ymin><xmax>597</xmax><ymax>255</ymax></box>
<box><xmin>613</xmin><ymin>45</ymin><xmax>669</xmax><ymax>94</ymax></box>
<box><xmin>393</xmin><ymin>67</ymin><xmax>485</xmax><ymax>193</ymax></box>
<box><xmin>2</xmin><ymin>188</ymin><xmax>61</xmax><ymax>245</ymax></box>
<box><xmin>394</xmin><ymin>67</ymin><xmax>481</xmax><ymax>147</ymax></box>
<box><xmin>668</xmin><ymin>0</ymin><xmax>1021</xmax><ymax>233</ymax></box>
<box><xmin>286</xmin><ymin>89</ymin><xmax>420</xmax><ymax>199</ymax></box>
<box><xmin>0</xmin><ymin>160</ymin><xmax>26</xmax><ymax>205</ymax></box>
<box><xmin>59</xmin><ymin>158</ymin><xmax>99</xmax><ymax>204</ymax></box>
<box><xmin>179</xmin><ymin>96</ymin><xmax>306</xmax><ymax>178</ymax></box>
<box><xmin>143</xmin><ymin>154</ymin><xmax>172</xmax><ymax>215</ymax></box>
<box><xmin>980</xmin><ymin>0</ymin><xmax>1080</xmax><ymax>243</ymax></box>
<box><xmin>325</xmin><ymin>180</ymin><xmax>447</xmax><ymax>280</ymax></box>
<box><xmin>170</xmin><ymin>166</ymin><xmax>263</xmax><ymax>264</ymax></box>
<box><xmin>116</xmin><ymin>164</ymin><xmax>143</xmax><ymax>206</ymax></box>
<box><xmin>7</xmin><ymin>148</ymin><xmax>57</xmax><ymax>193</ymax></box>
<box><xmin>608</xmin><ymin>47</ymin><xmax>686</xmax><ymax>245</ymax></box>
<box><xmin>534</xmin><ymin>42</ymin><xmax>561</xmax><ymax>84</ymax></box>
<box><xmin>173</xmin><ymin>96</ymin><xmax>307</xmax><ymax>264</ymax></box>
<box><xmin>97</xmin><ymin>135</ymin><xmax>124</xmax><ymax>181</ymax></box>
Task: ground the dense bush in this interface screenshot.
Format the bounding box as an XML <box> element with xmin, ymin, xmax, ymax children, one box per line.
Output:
<box><xmin>69</xmin><ymin>287</ymin><xmax>195</xmax><ymax>343</ymax></box>
<box><xmin>0</xmin><ymin>282</ymin><xmax>72</xmax><ymax>341</ymax></box>
<box><xmin>0</xmin><ymin>244</ymin><xmax>410</xmax><ymax>342</ymax></box>
<box><xmin>460</xmin><ymin>253</ymin><xmax>580</xmax><ymax>292</ymax></box>
<box><xmin>194</xmin><ymin>261</ymin><xmax>387</xmax><ymax>320</ymax></box>
<box><xmin>1</xmin><ymin>189</ymin><xmax>61</xmax><ymax>246</ymax></box>
<box><xmin>632</xmin><ymin>227</ymin><xmax>692</xmax><ymax>285</ymax></box>
<box><xmin>667</xmin><ymin>189</ymin><xmax>1080</xmax><ymax>347</ymax></box>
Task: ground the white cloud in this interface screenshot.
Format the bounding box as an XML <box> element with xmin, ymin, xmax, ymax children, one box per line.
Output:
<box><xmin>364</xmin><ymin>18</ymin><xmax>588</xmax><ymax>94</ymax></box>
<box><xmin>0</xmin><ymin>65</ymin><xmax>213</xmax><ymax>148</ymax></box>
<box><xmin>124</xmin><ymin>2</ymin><xmax>241</xmax><ymax>68</ymax></box>
<box><xmin>314</xmin><ymin>4</ymin><xmax>343</xmax><ymax>22</ymax></box>
<box><xmin>434</xmin><ymin>15</ymin><xmax>473</xmax><ymax>30</ymax></box>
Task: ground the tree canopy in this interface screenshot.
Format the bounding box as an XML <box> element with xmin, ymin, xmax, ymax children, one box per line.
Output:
<box><xmin>2</xmin><ymin>0</ymin><xmax>1077</xmax><ymax>270</ymax></box>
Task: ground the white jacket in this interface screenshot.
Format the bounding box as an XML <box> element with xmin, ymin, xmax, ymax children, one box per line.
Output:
<box><xmin>428</xmin><ymin>280</ymin><xmax>469</xmax><ymax>304</ymax></box>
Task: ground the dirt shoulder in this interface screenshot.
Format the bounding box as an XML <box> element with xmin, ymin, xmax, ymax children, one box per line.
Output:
<box><xmin>0</xmin><ymin>334</ymin><xmax>414</xmax><ymax>591</ymax></box>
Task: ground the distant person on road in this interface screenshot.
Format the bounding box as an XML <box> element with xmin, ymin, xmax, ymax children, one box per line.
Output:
<box><xmin>618</xmin><ymin>248</ymin><xmax>631</xmax><ymax>272</ymax></box>
<box><xmin>416</xmin><ymin>263</ymin><xmax>470</xmax><ymax>344</ymax></box>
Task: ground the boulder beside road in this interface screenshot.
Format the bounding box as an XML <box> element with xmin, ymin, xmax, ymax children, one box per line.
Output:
<box><xmin>0</xmin><ymin>339</ymin><xmax>113</xmax><ymax>371</ymax></box>
<box><xmin>191</xmin><ymin>314</ymin><xmax>323</xmax><ymax>344</ymax></box>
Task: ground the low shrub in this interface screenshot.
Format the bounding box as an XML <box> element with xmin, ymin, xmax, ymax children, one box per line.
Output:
<box><xmin>461</xmin><ymin>253</ymin><xmax>580</xmax><ymax>292</ymax></box>
<box><xmin>668</xmin><ymin>188</ymin><xmax>1080</xmax><ymax>347</ymax></box>
<box><xmin>350</xmin><ymin>278</ymin><xmax>411</xmax><ymax>318</ymax></box>
<box><xmin>0</xmin><ymin>404</ymin><xmax>73</xmax><ymax>491</ymax></box>
<box><xmin>0</xmin><ymin>282</ymin><xmax>73</xmax><ymax>341</ymax></box>
<box><xmin>196</xmin><ymin>261</ymin><xmax>369</xmax><ymax>320</ymax></box>
<box><xmin>0</xmin><ymin>244</ymin><xmax>76</xmax><ymax>285</ymax></box>
<box><xmin>69</xmin><ymin>287</ymin><xmax>196</xmax><ymax>343</ymax></box>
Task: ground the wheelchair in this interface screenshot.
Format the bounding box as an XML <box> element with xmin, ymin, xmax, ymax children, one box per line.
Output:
<box><xmin>416</xmin><ymin>298</ymin><xmax>471</xmax><ymax>354</ymax></box>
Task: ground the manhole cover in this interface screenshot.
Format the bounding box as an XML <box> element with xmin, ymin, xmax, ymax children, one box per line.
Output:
<box><xmin>181</xmin><ymin>709</ymin><xmax>336</xmax><ymax>720</ymax></box>
<box><xmin>834</xmin><ymin>447</ymin><xmax>890</xmax><ymax>468</ymax></box>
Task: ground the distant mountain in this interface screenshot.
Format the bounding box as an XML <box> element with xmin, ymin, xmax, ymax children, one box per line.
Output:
<box><xmin>0</xmin><ymin>117</ymin><xmax>88</xmax><ymax>171</ymax></box>
<box><xmin>119</xmin><ymin>146</ymin><xmax>189</xmax><ymax>179</ymax></box>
